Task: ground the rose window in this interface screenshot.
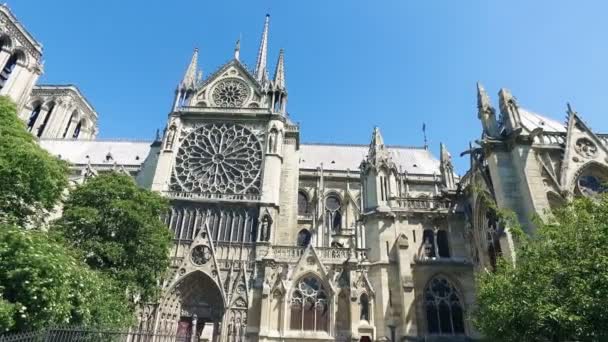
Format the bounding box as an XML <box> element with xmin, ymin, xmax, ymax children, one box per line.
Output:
<box><xmin>173</xmin><ymin>123</ymin><xmax>262</xmax><ymax>194</ymax></box>
<box><xmin>191</xmin><ymin>245</ymin><xmax>211</xmax><ymax>266</ymax></box>
<box><xmin>212</xmin><ymin>79</ymin><xmax>250</xmax><ymax>108</ymax></box>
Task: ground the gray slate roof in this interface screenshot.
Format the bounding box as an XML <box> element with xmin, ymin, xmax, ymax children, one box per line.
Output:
<box><xmin>39</xmin><ymin>140</ymin><xmax>441</xmax><ymax>175</ymax></box>
<box><xmin>518</xmin><ymin>108</ymin><xmax>566</xmax><ymax>133</ymax></box>
<box><xmin>39</xmin><ymin>139</ymin><xmax>152</xmax><ymax>166</ymax></box>
<box><xmin>299</xmin><ymin>143</ymin><xmax>440</xmax><ymax>174</ymax></box>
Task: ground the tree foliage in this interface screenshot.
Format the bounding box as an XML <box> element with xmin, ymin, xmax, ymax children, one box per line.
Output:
<box><xmin>474</xmin><ymin>195</ymin><xmax>608</xmax><ymax>341</ymax></box>
<box><xmin>53</xmin><ymin>172</ymin><xmax>172</xmax><ymax>302</ymax></box>
<box><xmin>0</xmin><ymin>96</ymin><xmax>68</xmax><ymax>226</ymax></box>
<box><xmin>0</xmin><ymin>225</ymin><xmax>133</xmax><ymax>332</ymax></box>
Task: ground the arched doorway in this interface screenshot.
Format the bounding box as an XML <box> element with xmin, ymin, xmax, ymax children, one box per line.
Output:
<box><xmin>160</xmin><ymin>271</ymin><xmax>225</xmax><ymax>341</ymax></box>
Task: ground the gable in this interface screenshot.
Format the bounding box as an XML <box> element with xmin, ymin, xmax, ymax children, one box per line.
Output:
<box><xmin>191</xmin><ymin>60</ymin><xmax>266</xmax><ymax>109</ymax></box>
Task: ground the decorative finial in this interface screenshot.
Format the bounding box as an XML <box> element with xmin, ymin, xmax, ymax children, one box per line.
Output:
<box><xmin>234</xmin><ymin>35</ymin><xmax>241</xmax><ymax>60</ymax></box>
<box><xmin>422</xmin><ymin>123</ymin><xmax>428</xmax><ymax>150</ymax></box>
<box><xmin>273</xmin><ymin>48</ymin><xmax>285</xmax><ymax>90</ymax></box>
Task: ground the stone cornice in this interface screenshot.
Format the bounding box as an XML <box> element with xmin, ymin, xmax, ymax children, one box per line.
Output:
<box><xmin>0</xmin><ymin>5</ymin><xmax>42</xmax><ymax>60</ymax></box>
<box><xmin>32</xmin><ymin>85</ymin><xmax>98</xmax><ymax>119</ymax></box>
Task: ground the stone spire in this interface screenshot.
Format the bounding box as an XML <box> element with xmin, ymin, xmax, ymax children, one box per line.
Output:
<box><xmin>180</xmin><ymin>48</ymin><xmax>200</xmax><ymax>90</ymax></box>
<box><xmin>498</xmin><ymin>88</ymin><xmax>521</xmax><ymax>134</ymax></box>
<box><xmin>477</xmin><ymin>82</ymin><xmax>491</xmax><ymax>111</ymax></box>
<box><xmin>234</xmin><ymin>38</ymin><xmax>241</xmax><ymax>61</ymax></box>
<box><xmin>440</xmin><ymin>143</ymin><xmax>456</xmax><ymax>190</ymax></box>
<box><xmin>254</xmin><ymin>14</ymin><xmax>270</xmax><ymax>83</ymax></box>
<box><xmin>272</xmin><ymin>49</ymin><xmax>285</xmax><ymax>90</ymax></box>
<box><xmin>367</xmin><ymin>126</ymin><xmax>391</xmax><ymax>165</ymax></box>
<box><xmin>476</xmin><ymin>82</ymin><xmax>498</xmax><ymax>137</ymax></box>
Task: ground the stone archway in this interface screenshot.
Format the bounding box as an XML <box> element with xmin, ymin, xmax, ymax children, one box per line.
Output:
<box><xmin>159</xmin><ymin>271</ymin><xmax>225</xmax><ymax>341</ymax></box>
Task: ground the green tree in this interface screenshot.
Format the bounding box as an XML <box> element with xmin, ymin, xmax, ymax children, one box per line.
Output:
<box><xmin>54</xmin><ymin>172</ymin><xmax>172</xmax><ymax>303</ymax></box>
<box><xmin>0</xmin><ymin>225</ymin><xmax>133</xmax><ymax>332</ymax></box>
<box><xmin>474</xmin><ymin>195</ymin><xmax>608</xmax><ymax>341</ymax></box>
<box><xmin>0</xmin><ymin>96</ymin><xmax>68</xmax><ymax>226</ymax></box>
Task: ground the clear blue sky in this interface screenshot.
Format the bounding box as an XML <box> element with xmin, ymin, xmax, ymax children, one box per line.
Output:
<box><xmin>10</xmin><ymin>1</ymin><xmax>608</xmax><ymax>173</ymax></box>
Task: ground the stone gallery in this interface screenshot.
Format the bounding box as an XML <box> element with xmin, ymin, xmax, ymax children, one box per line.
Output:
<box><xmin>2</xmin><ymin>5</ymin><xmax>607</xmax><ymax>341</ymax></box>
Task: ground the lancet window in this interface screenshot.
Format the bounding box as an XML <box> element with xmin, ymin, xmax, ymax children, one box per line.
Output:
<box><xmin>36</xmin><ymin>102</ymin><xmax>55</xmax><ymax>138</ymax></box>
<box><xmin>298</xmin><ymin>191</ymin><xmax>309</xmax><ymax>216</ymax></box>
<box><xmin>62</xmin><ymin>111</ymin><xmax>77</xmax><ymax>138</ymax></box>
<box><xmin>0</xmin><ymin>51</ymin><xmax>21</xmax><ymax>90</ymax></box>
<box><xmin>360</xmin><ymin>293</ymin><xmax>370</xmax><ymax>321</ymax></box>
<box><xmin>422</xmin><ymin>229</ymin><xmax>450</xmax><ymax>259</ymax></box>
<box><xmin>297</xmin><ymin>229</ymin><xmax>311</xmax><ymax>247</ymax></box>
<box><xmin>27</xmin><ymin>103</ymin><xmax>41</xmax><ymax>131</ymax></box>
<box><xmin>165</xmin><ymin>206</ymin><xmax>258</xmax><ymax>243</ymax></box>
<box><xmin>290</xmin><ymin>276</ymin><xmax>329</xmax><ymax>332</ymax></box>
<box><xmin>425</xmin><ymin>276</ymin><xmax>465</xmax><ymax>335</ymax></box>
<box><xmin>325</xmin><ymin>194</ymin><xmax>342</xmax><ymax>232</ymax></box>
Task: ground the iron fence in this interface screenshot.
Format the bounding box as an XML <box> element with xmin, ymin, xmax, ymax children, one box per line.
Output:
<box><xmin>0</xmin><ymin>327</ymin><xmax>191</xmax><ymax>342</ymax></box>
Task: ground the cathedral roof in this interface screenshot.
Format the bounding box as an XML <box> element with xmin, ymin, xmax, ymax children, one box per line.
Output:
<box><xmin>518</xmin><ymin>108</ymin><xmax>566</xmax><ymax>133</ymax></box>
<box><xmin>40</xmin><ymin>139</ymin><xmax>442</xmax><ymax>175</ymax></box>
<box><xmin>39</xmin><ymin>139</ymin><xmax>151</xmax><ymax>166</ymax></box>
<box><xmin>300</xmin><ymin>143</ymin><xmax>440</xmax><ymax>174</ymax></box>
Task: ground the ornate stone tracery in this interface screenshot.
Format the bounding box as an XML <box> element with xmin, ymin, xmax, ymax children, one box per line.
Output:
<box><xmin>575</xmin><ymin>138</ymin><xmax>598</xmax><ymax>159</ymax></box>
<box><xmin>212</xmin><ymin>78</ymin><xmax>250</xmax><ymax>108</ymax></box>
<box><xmin>172</xmin><ymin>123</ymin><xmax>263</xmax><ymax>195</ymax></box>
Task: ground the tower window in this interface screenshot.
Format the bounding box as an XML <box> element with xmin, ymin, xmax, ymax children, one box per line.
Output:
<box><xmin>36</xmin><ymin>103</ymin><xmax>55</xmax><ymax>138</ymax></box>
<box><xmin>27</xmin><ymin>104</ymin><xmax>42</xmax><ymax>131</ymax></box>
<box><xmin>298</xmin><ymin>191</ymin><xmax>309</xmax><ymax>216</ymax></box>
<box><xmin>72</xmin><ymin>120</ymin><xmax>84</xmax><ymax>138</ymax></box>
<box><xmin>0</xmin><ymin>52</ymin><xmax>21</xmax><ymax>90</ymax></box>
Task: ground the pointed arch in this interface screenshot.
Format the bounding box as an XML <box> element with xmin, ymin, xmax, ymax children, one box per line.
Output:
<box><xmin>424</xmin><ymin>275</ymin><xmax>465</xmax><ymax>335</ymax></box>
<box><xmin>572</xmin><ymin>161</ymin><xmax>608</xmax><ymax>197</ymax></box>
<box><xmin>26</xmin><ymin>101</ymin><xmax>42</xmax><ymax>131</ymax></box>
<box><xmin>0</xmin><ymin>50</ymin><xmax>24</xmax><ymax>90</ymax></box>
<box><xmin>36</xmin><ymin>101</ymin><xmax>56</xmax><ymax>138</ymax></box>
<box><xmin>289</xmin><ymin>274</ymin><xmax>330</xmax><ymax>332</ymax></box>
<box><xmin>325</xmin><ymin>192</ymin><xmax>342</xmax><ymax>232</ymax></box>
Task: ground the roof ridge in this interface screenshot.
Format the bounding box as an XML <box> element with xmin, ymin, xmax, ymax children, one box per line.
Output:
<box><xmin>302</xmin><ymin>142</ymin><xmax>427</xmax><ymax>150</ymax></box>
<box><xmin>39</xmin><ymin>138</ymin><xmax>153</xmax><ymax>143</ymax></box>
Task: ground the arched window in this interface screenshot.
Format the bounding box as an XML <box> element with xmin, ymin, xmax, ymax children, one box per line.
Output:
<box><xmin>26</xmin><ymin>103</ymin><xmax>41</xmax><ymax>131</ymax></box>
<box><xmin>485</xmin><ymin>209</ymin><xmax>502</xmax><ymax>270</ymax></box>
<box><xmin>422</xmin><ymin>229</ymin><xmax>436</xmax><ymax>258</ymax></box>
<box><xmin>0</xmin><ymin>52</ymin><xmax>20</xmax><ymax>90</ymax></box>
<box><xmin>425</xmin><ymin>276</ymin><xmax>465</xmax><ymax>335</ymax></box>
<box><xmin>297</xmin><ymin>229</ymin><xmax>311</xmax><ymax>247</ymax></box>
<box><xmin>72</xmin><ymin>120</ymin><xmax>84</xmax><ymax>138</ymax></box>
<box><xmin>437</xmin><ymin>230</ymin><xmax>450</xmax><ymax>258</ymax></box>
<box><xmin>576</xmin><ymin>165</ymin><xmax>608</xmax><ymax>197</ymax></box>
<box><xmin>360</xmin><ymin>293</ymin><xmax>370</xmax><ymax>321</ymax></box>
<box><xmin>36</xmin><ymin>102</ymin><xmax>55</xmax><ymax>138</ymax></box>
<box><xmin>325</xmin><ymin>194</ymin><xmax>342</xmax><ymax>232</ymax></box>
<box><xmin>62</xmin><ymin>110</ymin><xmax>77</xmax><ymax>138</ymax></box>
<box><xmin>298</xmin><ymin>191</ymin><xmax>309</xmax><ymax>216</ymax></box>
<box><xmin>290</xmin><ymin>276</ymin><xmax>329</xmax><ymax>332</ymax></box>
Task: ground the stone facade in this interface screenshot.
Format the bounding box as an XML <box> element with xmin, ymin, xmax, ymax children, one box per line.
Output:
<box><xmin>4</xmin><ymin>4</ymin><xmax>608</xmax><ymax>342</ymax></box>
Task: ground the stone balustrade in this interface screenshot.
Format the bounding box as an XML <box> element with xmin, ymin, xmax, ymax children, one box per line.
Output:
<box><xmin>394</xmin><ymin>197</ymin><xmax>450</xmax><ymax>211</ymax></box>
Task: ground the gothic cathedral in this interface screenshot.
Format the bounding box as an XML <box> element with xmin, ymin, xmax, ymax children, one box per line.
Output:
<box><xmin>3</xmin><ymin>5</ymin><xmax>608</xmax><ymax>342</ymax></box>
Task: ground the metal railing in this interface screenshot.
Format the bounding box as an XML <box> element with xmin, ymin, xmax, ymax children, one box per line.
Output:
<box><xmin>0</xmin><ymin>327</ymin><xmax>190</xmax><ymax>342</ymax></box>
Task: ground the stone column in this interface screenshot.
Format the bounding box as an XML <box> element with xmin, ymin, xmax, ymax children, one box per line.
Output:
<box><xmin>191</xmin><ymin>315</ymin><xmax>198</xmax><ymax>342</ymax></box>
<box><xmin>31</xmin><ymin>107</ymin><xmax>49</xmax><ymax>137</ymax></box>
<box><xmin>0</xmin><ymin>48</ymin><xmax>10</xmax><ymax>71</ymax></box>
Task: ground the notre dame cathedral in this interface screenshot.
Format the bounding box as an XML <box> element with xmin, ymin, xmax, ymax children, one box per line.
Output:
<box><xmin>3</xmin><ymin>4</ymin><xmax>608</xmax><ymax>342</ymax></box>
